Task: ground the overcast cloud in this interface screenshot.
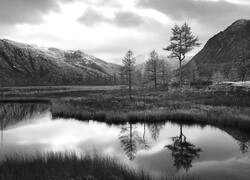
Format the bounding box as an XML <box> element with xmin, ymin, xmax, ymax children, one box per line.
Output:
<box><xmin>0</xmin><ymin>0</ymin><xmax>249</xmax><ymax>61</ymax></box>
<box><xmin>138</xmin><ymin>0</ymin><xmax>250</xmax><ymax>31</ymax></box>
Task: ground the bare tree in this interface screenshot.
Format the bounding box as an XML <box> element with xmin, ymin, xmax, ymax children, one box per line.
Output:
<box><xmin>144</xmin><ymin>50</ymin><xmax>161</xmax><ymax>90</ymax></box>
<box><xmin>164</xmin><ymin>23</ymin><xmax>200</xmax><ymax>88</ymax></box>
<box><xmin>122</xmin><ymin>50</ymin><xmax>135</xmax><ymax>99</ymax></box>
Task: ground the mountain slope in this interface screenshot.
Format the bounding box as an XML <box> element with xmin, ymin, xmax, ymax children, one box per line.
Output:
<box><xmin>0</xmin><ymin>39</ymin><xmax>121</xmax><ymax>86</ymax></box>
<box><xmin>182</xmin><ymin>19</ymin><xmax>250</xmax><ymax>82</ymax></box>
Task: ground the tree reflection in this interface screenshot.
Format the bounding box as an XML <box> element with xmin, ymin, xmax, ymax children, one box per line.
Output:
<box><xmin>239</xmin><ymin>141</ymin><xmax>249</xmax><ymax>154</ymax></box>
<box><xmin>138</xmin><ymin>123</ymin><xmax>150</xmax><ymax>150</ymax></box>
<box><xmin>147</xmin><ymin>123</ymin><xmax>164</xmax><ymax>141</ymax></box>
<box><xmin>166</xmin><ymin>124</ymin><xmax>202</xmax><ymax>171</ymax></box>
<box><xmin>119</xmin><ymin>124</ymin><xmax>142</xmax><ymax>160</ymax></box>
<box><xmin>234</xmin><ymin>134</ymin><xmax>250</xmax><ymax>154</ymax></box>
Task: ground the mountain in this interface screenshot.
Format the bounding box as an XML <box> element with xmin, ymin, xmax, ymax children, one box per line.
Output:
<box><xmin>0</xmin><ymin>39</ymin><xmax>121</xmax><ymax>86</ymax></box>
<box><xmin>182</xmin><ymin>19</ymin><xmax>250</xmax><ymax>82</ymax></box>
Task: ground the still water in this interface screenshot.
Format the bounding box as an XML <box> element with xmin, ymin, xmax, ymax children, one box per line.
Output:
<box><xmin>0</xmin><ymin>103</ymin><xmax>250</xmax><ymax>180</ymax></box>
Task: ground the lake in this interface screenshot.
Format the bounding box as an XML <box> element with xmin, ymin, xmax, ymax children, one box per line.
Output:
<box><xmin>0</xmin><ymin>103</ymin><xmax>250</xmax><ymax>180</ymax></box>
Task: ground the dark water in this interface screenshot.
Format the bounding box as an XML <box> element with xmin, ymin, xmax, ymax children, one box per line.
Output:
<box><xmin>0</xmin><ymin>103</ymin><xmax>250</xmax><ymax>180</ymax></box>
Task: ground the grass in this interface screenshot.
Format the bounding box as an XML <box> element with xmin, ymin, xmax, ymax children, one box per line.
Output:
<box><xmin>51</xmin><ymin>90</ymin><xmax>250</xmax><ymax>131</ymax></box>
<box><xmin>0</xmin><ymin>153</ymin><xmax>196</xmax><ymax>180</ymax></box>
<box><xmin>52</xmin><ymin>105</ymin><xmax>250</xmax><ymax>131</ymax></box>
<box><xmin>1</xmin><ymin>87</ymin><xmax>250</xmax><ymax>131</ymax></box>
<box><xmin>0</xmin><ymin>153</ymin><xmax>153</xmax><ymax>180</ymax></box>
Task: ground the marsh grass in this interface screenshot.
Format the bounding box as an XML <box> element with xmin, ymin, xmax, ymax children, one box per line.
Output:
<box><xmin>52</xmin><ymin>98</ymin><xmax>250</xmax><ymax>131</ymax></box>
<box><xmin>0</xmin><ymin>153</ymin><xmax>155</xmax><ymax>180</ymax></box>
<box><xmin>2</xmin><ymin>88</ymin><xmax>250</xmax><ymax>130</ymax></box>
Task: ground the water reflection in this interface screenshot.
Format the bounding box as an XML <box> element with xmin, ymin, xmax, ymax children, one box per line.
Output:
<box><xmin>119</xmin><ymin>124</ymin><xmax>141</xmax><ymax>160</ymax></box>
<box><xmin>147</xmin><ymin>123</ymin><xmax>164</xmax><ymax>141</ymax></box>
<box><xmin>0</xmin><ymin>102</ymin><xmax>50</xmax><ymax>147</ymax></box>
<box><xmin>0</xmin><ymin>103</ymin><xmax>250</xmax><ymax>180</ymax></box>
<box><xmin>0</xmin><ymin>102</ymin><xmax>50</xmax><ymax>129</ymax></box>
<box><xmin>221</xmin><ymin>127</ymin><xmax>250</xmax><ymax>154</ymax></box>
<box><xmin>165</xmin><ymin>124</ymin><xmax>202</xmax><ymax>171</ymax></box>
<box><xmin>139</xmin><ymin>123</ymin><xmax>150</xmax><ymax>150</ymax></box>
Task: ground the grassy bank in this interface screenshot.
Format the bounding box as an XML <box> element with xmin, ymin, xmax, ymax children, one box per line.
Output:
<box><xmin>51</xmin><ymin>90</ymin><xmax>250</xmax><ymax>131</ymax></box>
<box><xmin>0</xmin><ymin>153</ymin><xmax>152</xmax><ymax>180</ymax></box>
<box><xmin>1</xmin><ymin>87</ymin><xmax>250</xmax><ymax>131</ymax></box>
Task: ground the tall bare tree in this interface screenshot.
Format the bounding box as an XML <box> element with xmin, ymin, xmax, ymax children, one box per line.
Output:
<box><xmin>145</xmin><ymin>50</ymin><xmax>161</xmax><ymax>90</ymax></box>
<box><xmin>122</xmin><ymin>50</ymin><xmax>135</xmax><ymax>99</ymax></box>
<box><xmin>164</xmin><ymin>23</ymin><xmax>200</xmax><ymax>88</ymax></box>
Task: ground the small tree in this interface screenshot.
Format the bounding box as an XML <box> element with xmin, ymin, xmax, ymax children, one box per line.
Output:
<box><xmin>122</xmin><ymin>50</ymin><xmax>135</xmax><ymax>99</ymax></box>
<box><xmin>144</xmin><ymin>50</ymin><xmax>161</xmax><ymax>90</ymax></box>
<box><xmin>164</xmin><ymin>23</ymin><xmax>200</xmax><ymax>88</ymax></box>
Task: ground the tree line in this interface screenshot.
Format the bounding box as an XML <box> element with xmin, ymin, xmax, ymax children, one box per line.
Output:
<box><xmin>121</xmin><ymin>23</ymin><xmax>200</xmax><ymax>98</ymax></box>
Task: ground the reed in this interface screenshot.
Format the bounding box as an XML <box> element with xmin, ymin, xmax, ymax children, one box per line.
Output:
<box><xmin>0</xmin><ymin>153</ymin><xmax>174</xmax><ymax>180</ymax></box>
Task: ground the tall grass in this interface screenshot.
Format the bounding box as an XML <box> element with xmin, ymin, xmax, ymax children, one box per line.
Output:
<box><xmin>52</xmin><ymin>96</ymin><xmax>250</xmax><ymax>131</ymax></box>
<box><xmin>0</xmin><ymin>153</ymin><xmax>198</xmax><ymax>180</ymax></box>
<box><xmin>0</xmin><ymin>153</ymin><xmax>153</xmax><ymax>180</ymax></box>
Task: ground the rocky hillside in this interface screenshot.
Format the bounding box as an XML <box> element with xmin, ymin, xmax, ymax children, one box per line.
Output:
<box><xmin>183</xmin><ymin>19</ymin><xmax>250</xmax><ymax>82</ymax></box>
<box><xmin>0</xmin><ymin>39</ymin><xmax>121</xmax><ymax>86</ymax></box>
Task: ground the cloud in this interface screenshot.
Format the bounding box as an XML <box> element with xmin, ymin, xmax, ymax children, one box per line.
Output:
<box><xmin>137</xmin><ymin>0</ymin><xmax>250</xmax><ymax>29</ymax></box>
<box><xmin>77</xmin><ymin>8</ymin><xmax>109</xmax><ymax>27</ymax></box>
<box><xmin>77</xmin><ymin>8</ymin><xmax>147</xmax><ymax>28</ymax></box>
<box><xmin>0</xmin><ymin>0</ymin><xmax>74</xmax><ymax>25</ymax></box>
<box><xmin>114</xmin><ymin>11</ymin><xmax>145</xmax><ymax>27</ymax></box>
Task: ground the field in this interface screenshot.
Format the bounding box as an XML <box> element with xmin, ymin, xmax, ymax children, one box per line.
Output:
<box><xmin>1</xmin><ymin>85</ymin><xmax>250</xmax><ymax>131</ymax></box>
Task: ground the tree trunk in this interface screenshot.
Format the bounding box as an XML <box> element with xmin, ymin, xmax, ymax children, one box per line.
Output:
<box><xmin>154</xmin><ymin>62</ymin><xmax>157</xmax><ymax>90</ymax></box>
<box><xmin>179</xmin><ymin>60</ymin><xmax>182</xmax><ymax>88</ymax></box>
<box><xmin>129</xmin><ymin>66</ymin><xmax>132</xmax><ymax>100</ymax></box>
<box><xmin>180</xmin><ymin>124</ymin><xmax>183</xmax><ymax>137</ymax></box>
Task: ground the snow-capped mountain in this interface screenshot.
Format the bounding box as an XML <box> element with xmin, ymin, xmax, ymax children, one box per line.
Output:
<box><xmin>0</xmin><ymin>39</ymin><xmax>121</xmax><ymax>86</ymax></box>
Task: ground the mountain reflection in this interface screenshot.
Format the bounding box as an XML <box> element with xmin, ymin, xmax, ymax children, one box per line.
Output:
<box><xmin>221</xmin><ymin>127</ymin><xmax>250</xmax><ymax>154</ymax></box>
<box><xmin>0</xmin><ymin>102</ymin><xmax>50</xmax><ymax>129</ymax></box>
<box><xmin>0</xmin><ymin>102</ymin><xmax>50</xmax><ymax>146</ymax></box>
<box><xmin>165</xmin><ymin>124</ymin><xmax>202</xmax><ymax>172</ymax></box>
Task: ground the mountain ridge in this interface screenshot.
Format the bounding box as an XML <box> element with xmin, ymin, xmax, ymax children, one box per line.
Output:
<box><xmin>0</xmin><ymin>39</ymin><xmax>121</xmax><ymax>86</ymax></box>
<box><xmin>182</xmin><ymin>19</ymin><xmax>250</xmax><ymax>82</ymax></box>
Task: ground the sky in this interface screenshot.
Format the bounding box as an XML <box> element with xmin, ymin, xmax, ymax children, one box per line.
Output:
<box><xmin>0</xmin><ymin>0</ymin><xmax>250</xmax><ymax>62</ymax></box>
